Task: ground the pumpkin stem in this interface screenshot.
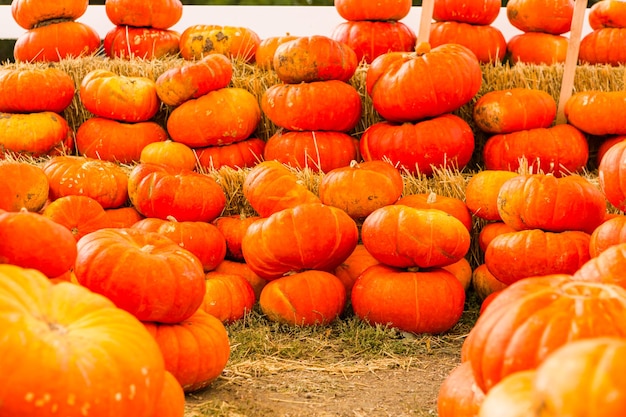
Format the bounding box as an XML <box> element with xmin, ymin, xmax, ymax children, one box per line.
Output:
<box><xmin>427</xmin><ymin>191</ymin><xmax>437</xmax><ymax>204</ymax></box>
<box><xmin>415</xmin><ymin>42</ymin><xmax>431</xmax><ymax>55</ymax></box>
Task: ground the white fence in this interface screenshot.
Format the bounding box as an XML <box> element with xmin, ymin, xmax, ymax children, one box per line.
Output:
<box><xmin>0</xmin><ymin>5</ymin><xmax>593</xmax><ymax>42</ymax></box>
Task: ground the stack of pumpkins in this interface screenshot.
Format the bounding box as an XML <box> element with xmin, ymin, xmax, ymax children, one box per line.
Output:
<box><xmin>103</xmin><ymin>0</ymin><xmax>183</xmax><ymax>59</ymax></box>
<box><xmin>579</xmin><ymin>0</ymin><xmax>626</xmax><ymax>65</ymax></box>
<box><xmin>361</xmin><ymin>42</ymin><xmax>481</xmax><ymax>176</ymax></box>
<box><xmin>261</xmin><ymin>35</ymin><xmax>362</xmax><ymax>173</ymax></box>
<box><xmin>330</xmin><ymin>0</ymin><xmax>417</xmax><ymax>64</ymax></box>
<box><xmin>505</xmin><ymin>0</ymin><xmax>574</xmax><ymax>64</ymax></box>
<box><xmin>428</xmin><ymin>0</ymin><xmax>507</xmax><ymax>64</ymax></box>
<box><xmin>11</xmin><ymin>0</ymin><xmax>100</xmax><ymax>62</ymax></box>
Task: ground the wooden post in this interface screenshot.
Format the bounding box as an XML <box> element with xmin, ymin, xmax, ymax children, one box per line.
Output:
<box><xmin>555</xmin><ymin>0</ymin><xmax>589</xmax><ymax>125</ymax></box>
<box><xmin>417</xmin><ymin>0</ymin><xmax>435</xmax><ymax>45</ymax></box>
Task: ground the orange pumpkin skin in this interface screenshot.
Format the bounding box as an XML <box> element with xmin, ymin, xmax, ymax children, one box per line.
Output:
<box><xmin>589</xmin><ymin>0</ymin><xmax>626</xmax><ymax>30</ymax></box>
<box><xmin>242</xmin><ymin>160</ymin><xmax>321</xmax><ymax>218</ymax></box>
<box><xmin>579</xmin><ymin>27</ymin><xmax>626</xmax><ymax>66</ymax></box>
<box><xmin>259</xmin><ymin>270</ymin><xmax>347</xmax><ymax>326</ymax></box>
<box><xmin>201</xmin><ymin>271</ymin><xmax>256</xmax><ymax>323</ymax></box>
<box><xmin>263</xmin><ymin>130</ymin><xmax>359</xmax><ymax>173</ymax></box>
<box><xmin>462</xmin><ymin>274</ymin><xmax>626</xmax><ymax>393</ymax></box>
<box><xmin>42</xmin><ymin>155</ymin><xmax>130</xmax><ymax>209</ymax></box>
<box><xmin>599</xmin><ymin>139</ymin><xmax>626</xmax><ymax>211</ymax></box>
<box><xmin>75</xmin><ymin>227</ymin><xmax>206</xmax><ymax>323</ymax></box>
<box><xmin>395</xmin><ymin>192</ymin><xmax>473</xmax><ymax>232</ymax></box>
<box><xmin>360</xmin><ymin>114</ymin><xmax>475</xmax><ymax>176</ymax></box>
<box><xmin>361</xmin><ymin>205</ymin><xmax>471</xmax><ymax>269</ymax></box>
<box><xmin>127</xmin><ymin>162</ymin><xmax>226</xmax><ymax>223</ymax></box>
<box><xmin>140</xmin><ymin>140</ymin><xmax>197</xmax><ymax>171</ymax></box>
<box><xmin>143</xmin><ymin>309</ymin><xmax>230</xmax><ymax>392</ymax></box>
<box><xmin>437</xmin><ymin>361</ymin><xmax>485</xmax><ymax>417</ymax></box>
<box><xmin>597</xmin><ymin>135</ymin><xmax>626</xmax><ymax>167</ymax></box>
<box><xmin>103</xmin><ymin>25</ymin><xmax>181</xmax><ymax>60</ymax></box>
<box><xmin>0</xmin><ymin>111</ymin><xmax>71</xmax><ymax>157</ymax></box>
<box><xmin>76</xmin><ymin>117</ymin><xmax>168</xmax><ymax>164</ymax></box>
<box><xmin>330</xmin><ymin>20</ymin><xmax>417</xmax><ymax>64</ymax></box>
<box><xmin>155</xmin><ymin>54</ymin><xmax>233</xmax><ymax>107</ymax></box>
<box><xmin>477</xmin><ymin>370</ymin><xmax>536</xmax><ymax>417</ymax></box>
<box><xmin>333</xmin><ymin>244</ymin><xmax>380</xmax><ymax>298</ymax></box>
<box><xmin>155</xmin><ymin>371</ymin><xmax>186</xmax><ymax>417</ymax></box>
<box><xmin>484</xmin><ymin>229</ymin><xmax>591</xmax><ymax>286</ymax></box>
<box><xmin>464</xmin><ymin>170</ymin><xmax>520</xmax><ymax>222</ymax></box>
<box><xmin>213</xmin><ymin>259</ymin><xmax>268</xmax><ymax>301</ymax></box>
<box><xmin>429</xmin><ymin>22</ymin><xmax>506</xmax><ymax>64</ymax></box>
<box><xmin>507</xmin><ymin>32</ymin><xmax>569</xmax><ymax>65</ymax></box>
<box><xmin>334</xmin><ymin>0</ymin><xmax>412</xmax><ymax>21</ymax></box>
<box><xmin>105</xmin><ymin>0</ymin><xmax>183</xmax><ymax>29</ymax></box>
<box><xmin>104</xmin><ymin>206</ymin><xmax>145</xmax><ymax>228</ymax></box>
<box><xmin>11</xmin><ymin>0</ymin><xmax>88</xmax><ymax>29</ymax></box>
<box><xmin>132</xmin><ymin>217</ymin><xmax>227</xmax><ymax>272</ymax></box>
<box><xmin>531</xmin><ymin>337</ymin><xmax>626</xmax><ymax>416</ymax></box>
<box><xmin>167</xmin><ymin>87</ymin><xmax>261</xmax><ymax>147</ymax></box>
<box><xmin>213</xmin><ymin>214</ymin><xmax>261</xmax><ymax>262</ymax></box>
<box><xmin>471</xmin><ymin>263</ymin><xmax>509</xmax><ymax>301</ymax></box>
<box><xmin>566</xmin><ymin>91</ymin><xmax>626</xmax><ymax>136</ymax></box>
<box><xmin>433</xmin><ymin>0</ymin><xmax>501</xmax><ymax>24</ymax></box>
<box><xmin>13</xmin><ymin>20</ymin><xmax>101</xmax><ymax>63</ymax></box>
<box><xmin>255</xmin><ymin>35</ymin><xmax>300</xmax><ymax>70</ymax></box>
<box><xmin>0</xmin><ymin>67</ymin><xmax>75</xmax><ymax>114</ymax></box>
<box><xmin>482</xmin><ymin>124</ymin><xmax>589</xmax><ymax>177</ymax></box>
<box><xmin>241</xmin><ymin>203</ymin><xmax>359</xmax><ymax>280</ymax></box>
<box><xmin>473</xmin><ymin>88</ymin><xmax>557</xmax><ymax>134</ymax></box>
<box><xmin>0</xmin><ymin>160</ymin><xmax>49</xmax><ymax>212</ymax></box>
<box><xmin>367</xmin><ymin>43</ymin><xmax>482</xmax><ymax>122</ymax></box>
<box><xmin>589</xmin><ymin>215</ymin><xmax>626</xmax><ymax>257</ymax></box>
<box><xmin>478</xmin><ymin>221</ymin><xmax>517</xmax><ymax>253</ymax></box>
<box><xmin>0</xmin><ymin>210</ymin><xmax>77</xmax><ymax>278</ymax></box>
<box><xmin>442</xmin><ymin>257</ymin><xmax>473</xmax><ymax>292</ymax></box>
<box><xmin>319</xmin><ymin>160</ymin><xmax>405</xmax><ymax>220</ymax></box>
<box><xmin>42</xmin><ymin>195</ymin><xmax>113</xmax><ymax>241</ymax></box>
<box><xmin>496</xmin><ymin>174</ymin><xmax>607</xmax><ymax>235</ymax></box>
<box><xmin>506</xmin><ymin>0</ymin><xmax>574</xmax><ymax>35</ymax></box>
<box><xmin>574</xmin><ymin>242</ymin><xmax>626</xmax><ymax>289</ymax></box>
<box><xmin>261</xmin><ymin>81</ymin><xmax>362</xmax><ymax>133</ymax></box>
<box><xmin>351</xmin><ymin>264</ymin><xmax>466</xmax><ymax>334</ymax></box>
<box><xmin>273</xmin><ymin>35</ymin><xmax>358</xmax><ymax>84</ymax></box>
<box><xmin>80</xmin><ymin>69</ymin><xmax>160</xmax><ymax>123</ymax></box>
<box><xmin>195</xmin><ymin>138</ymin><xmax>265</xmax><ymax>171</ymax></box>
<box><xmin>0</xmin><ymin>265</ymin><xmax>166</xmax><ymax>417</ymax></box>
<box><xmin>179</xmin><ymin>25</ymin><xmax>261</xmax><ymax>63</ymax></box>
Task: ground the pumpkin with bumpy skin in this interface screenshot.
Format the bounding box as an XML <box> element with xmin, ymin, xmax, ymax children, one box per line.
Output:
<box><xmin>75</xmin><ymin>227</ymin><xmax>206</xmax><ymax>323</ymax></box>
<box><xmin>241</xmin><ymin>203</ymin><xmax>359</xmax><ymax>280</ymax></box>
<box><xmin>179</xmin><ymin>25</ymin><xmax>261</xmax><ymax>63</ymax></box>
<box><xmin>128</xmin><ymin>162</ymin><xmax>226</xmax><ymax>223</ymax></box>
<box><xmin>0</xmin><ymin>264</ymin><xmax>166</xmax><ymax>417</ymax></box>
<box><xmin>105</xmin><ymin>0</ymin><xmax>183</xmax><ymax>29</ymax></box>
<box><xmin>351</xmin><ymin>264</ymin><xmax>466</xmax><ymax>334</ymax></box>
<box><xmin>319</xmin><ymin>160</ymin><xmax>404</xmax><ymax>220</ymax></box>
<box><xmin>462</xmin><ymin>274</ymin><xmax>626</xmax><ymax>393</ymax></box>
<box><xmin>334</xmin><ymin>0</ymin><xmax>412</xmax><ymax>21</ymax></box>
<box><xmin>0</xmin><ymin>67</ymin><xmax>75</xmax><ymax>114</ymax></box>
<box><xmin>273</xmin><ymin>35</ymin><xmax>358</xmax><ymax>84</ymax></box>
<box><xmin>0</xmin><ymin>160</ymin><xmax>49</xmax><ymax>212</ymax></box>
<box><xmin>11</xmin><ymin>0</ymin><xmax>88</xmax><ymax>29</ymax></box>
<box><xmin>259</xmin><ymin>270</ymin><xmax>347</xmax><ymax>326</ymax></box>
<box><xmin>366</xmin><ymin>43</ymin><xmax>482</xmax><ymax>122</ymax></box>
<box><xmin>361</xmin><ymin>205</ymin><xmax>471</xmax><ymax>269</ymax></box>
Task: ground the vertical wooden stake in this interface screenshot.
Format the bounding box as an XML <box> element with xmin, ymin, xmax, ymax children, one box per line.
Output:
<box><xmin>555</xmin><ymin>0</ymin><xmax>589</xmax><ymax>125</ymax></box>
<box><xmin>417</xmin><ymin>0</ymin><xmax>435</xmax><ymax>45</ymax></box>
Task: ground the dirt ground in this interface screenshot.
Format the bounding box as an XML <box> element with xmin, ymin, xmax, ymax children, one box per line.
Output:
<box><xmin>184</xmin><ymin>336</ymin><xmax>463</xmax><ymax>417</ymax></box>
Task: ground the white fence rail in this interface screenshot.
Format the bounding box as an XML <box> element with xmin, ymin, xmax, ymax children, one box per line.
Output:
<box><xmin>0</xmin><ymin>5</ymin><xmax>593</xmax><ymax>42</ymax></box>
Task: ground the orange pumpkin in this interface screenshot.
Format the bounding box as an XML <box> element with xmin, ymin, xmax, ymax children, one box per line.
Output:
<box><xmin>255</xmin><ymin>35</ymin><xmax>300</xmax><ymax>70</ymax></box>
<box><xmin>11</xmin><ymin>0</ymin><xmax>88</xmax><ymax>29</ymax></box>
<box><xmin>103</xmin><ymin>25</ymin><xmax>181</xmax><ymax>60</ymax></box>
<box><xmin>105</xmin><ymin>0</ymin><xmax>183</xmax><ymax>29</ymax></box>
<box><xmin>0</xmin><ymin>111</ymin><xmax>71</xmax><ymax>157</ymax></box>
<box><xmin>507</xmin><ymin>32</ymin><xmax>569</xmax><ymax>65</ymax></box>
<box><xmin>213</xmin><ymin>259</ymin><xmax>268</xmax><ymax>301</ymax></box>
<box><xmin>179</xmin><ymin>24</ymin><xmax>261</xmax><ymax>63</ymax></box>
<box><xmin>437</xmin><ymin>361</ymin><xmax>485</xmax><ymax>417</ymax></box>
<box><xmin>0</xmin><ymin>160</ymin><xmax>49</xmax><ymax>212</ymax></box>
<box><xmin>506</xmin><ymin>0</ymin><xmax>575</xmax><ymax>35</ymax></box>
<box><xmin>139</xmin><ymin>140</ymin><xmax>197</xmax><ymax>171</ymax></box>
<box><xmin>42</xmin><ymin>195</ymin><xmax>113</xmax><ymax>241</ymax></box>
<box><xmin>464</xmin><ymin>170</ymin><xmax>519</xmax><ymax>222</ymax></box>
<box><xmin>195</xmin><ymin>137</ymin><xmax>265</xmax><ymax>171</ymax></box>
<box><xmin>155</xmin><ymin>371</ymin><xmax>186</xmax><ymax>417</ymax></box>
<box><xmin>333</xmin><ymin>244</ymin><xmax>380</xmax><ymax>298</ymax></box>
<box><xmin>589</xmin><ymin>0</ymin><xmax>626</xmax><ymax>29</ymax></box>
<box><xmin>429</xmin><ymin>22</ymin><xmax>507</xmax><ymax>64</ymax></box>
<box><xmin>201</xmin><ymin>271</ymin><xmax>256</xmax><ymax>323</ymax></box>
<box><xmin>0</xmin><ymin>66</ymin><xmax>75</xmax><ymax>114</ymax></box>
<box><xmin>334</xmin><ymin>0</ymin><xmax>412</xmax><ymax>21</ymax></box>
<box><xmin>396</xmin><ymin>192</ymin><xmax>473</xmax><ymax>232</ymax></box>
<box><xmin>213</xmin><ymin>214</ymin><xmax>261</xmax><ymax>262</ymax></box>
<box><xmin>589</xmin><ymin>215</ymin><xmax>626</xmax><ymax>257</ymax></box>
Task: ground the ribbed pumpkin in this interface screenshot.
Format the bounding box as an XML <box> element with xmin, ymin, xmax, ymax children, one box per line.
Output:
<box><xmin>179</xmin><ymin>24</ymin><xmax>261</xmax><ymax>63</ymax></box>
<box><xmin>565</xmin><ymin>90</ymin><xmax>626</xmax><ymax>135</ymax></box>
<box><xmin>579</xmin><ymin>28</ymin><xmax>626</xmax><ymax>66</ymax></box>
<box><xmin>213</xmin><ymin>214</ymin><xmax>262</xmax><ymax>262</ymax></box>
<box><xmin>103</xmin><ymin>26</ymin><xmax>181</xmax><ymax>60</ymax></box>
<box><xmin>360</xmin><ymin>114</ymin><xmax>475</xmax><ymax>176</ymax></box>
<box><xmin>0</xmin><ymin>265</ymin><xmax>166</xmax><ymax>417</ymax></box>
<box><xmin>0</xmin><ymin>111</ymin><xmax>71</xmax><ymax>157</ymax></box>
<box><xmin>366</xmin><ymin>43</ymin><xmax>482</xmax><ymax>122</ymax></box>
<box><xmin>589</xmin><ymin>0</ymin><xmax>626</xmax><ymax>29</ymax></box>
<box><xmin>429</xmin><ymin>22</ymin><xmax>506</xmax><ymax>64</ymax></box>
<box><xmin>261</xmin><ymin>80</ymin><xmax>362</xmax><ymax>132</ymax></box>
<box><xmin>272</xmin><ymin>35</ymin><xmax>358</xmax><ymax>84</ymax></box>
<box><xmin>484</xmin><ymin>229</ymin><xmax>591</xmax><ymax>286</ymax></box>
<box><xmin>351</xmin><ymin>264</ymin><xmax>466</xmax><ymax>334</ymax></box>
<box><xmin>241</xmin><ymin>203</ymin><xmax>358</xmax><ymax>280</ymax></box>
<box><xmin>589</xmin><ymin>215</ymin><xmax>626</xmax><ymax>257</ymax></box>
<box><xmin>462</xmin><ymin>274</ymin><xmax>626</xmax><ymax>393</ymax></box>
<box><xmin>598</xmin><ymin>138</ymin><xmax>626</xmax><ymax>211</ymax></box>
<box><xmin>167</xmin><ymin>87</ymin><xmax>261</xmax><ymax>147</ymax></box>
<box><xmin>127</xmin><ymin>162</ymin><xmax>226</xmax><ymax>222</ymax></box>
<box><xmin>437</xmin><ymin>361</ymin><xmax>485</xmax><ymax>417</ymax></box>
<box><xmin>259</xmin><ymin>270</ymin><xmax>347</xmax><ymax>326</ymax></box>
<box><xmin>105</xmin><ymin>0</ymin><xmax>183</xmax><ymax>29</ymax></box>
<box><xmin>255</xmin><ymin>35</ymin><xmax>300</xmax><ymax>70</ymax></box>
<box><xmin>0</xmin><ymin>66</ymin><xmax>75</xmax><ymax>114</ymax></box>
<box><xmin>75</xmin><ymin>227</ymin><xmax>206</xmax><ymax>323</ymax></box>
<box><xmin>464</xmin><ymin>170</ymin><xmax>520</xmax><ymax>222</ymax></box>
<box><xmin>574</xmin><ymin>242</ymin><xmax>626</xmax><ymax>289</ymax></box>
<box><xmin>473</xmin><ymin>88</ymin><xmax>557</xmax><ymax>134</ymax></box>
<box><xmin>201</xmin><ymin>271</ymin><xmax>256</xmax><ymax>323</ymax></box>
<box><xmin>11</xmin><ymin>0</ymin><xmax>88</xmax><ymax>29</ymax></box>
<box><xmin>0</xmin><ymin>160</ymin><xmax>49</xmax><ymax>212</ymax></box>
<box><xmin>334</xmin><ymin>0</ymin><xmax>412</xmax><ymax>21</ymax></box>
<box><xmin>195</xmin><ymin>138</ymin><xmax>265</xmax><ymax>171</ymax></box>
<box><xmin>506</xmin><ymin>0</ymin><xmax>575</xmax><ymax>35</ymax></box>
<box><xmin>143</xmin><ymin>308</ymin><xmax>230</xmax><ymax>392</ymax></box>
<box><xmin>482</xmin><ymin>123</ymin><xmax>589</xmax><ymax>177</ymax></box>
<box><xmin>263</xmin><ymin>130</ymin><xmax>359</xmax><ymax>173</ymax></box>
<box><xmin>361</xmin><ymin>205</ymin><xmax>471</xmax><ymax>269</ymax></box>
<box><xmin>139</xmin><ymin>140</ymin><xmax>197</xmax><ymax>171</ymax></box>
<box><xmin>41</xmin><ymin>195</ymin><xmax>113</xmax><ymax>241</ymax></box>
<box><xmin>496</xmin><ymin>173</ymin><xmax>607</xmax><ymax>234</ymax></box>
<box><xmin>434</xmin><ymin>0</ymin><xmax>501</xmax><ymax>24</ymax></box>
<box><xmin>395</xmin><ymin>192</ymin><xmax>473</xmax><ymax>233</ymax></box>
<box><xmin>507</xmin><ymin>32</ymin><xmax>569</xmax><ymax>65</ymax></box>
